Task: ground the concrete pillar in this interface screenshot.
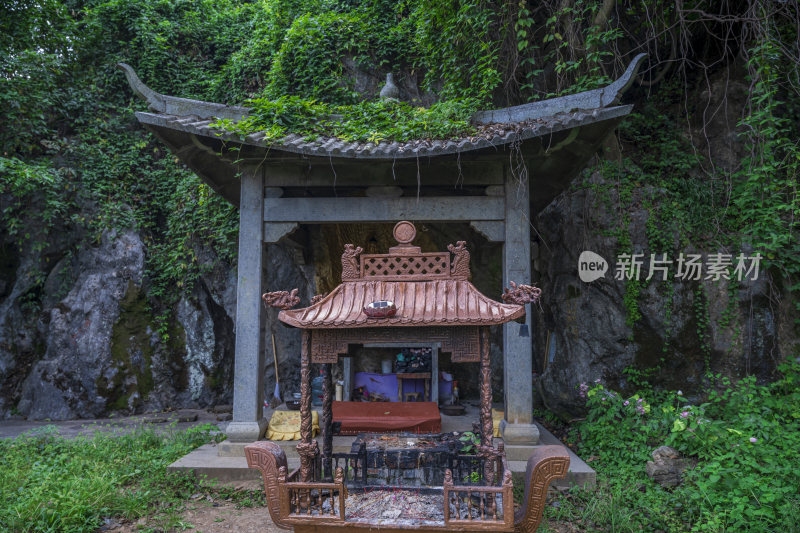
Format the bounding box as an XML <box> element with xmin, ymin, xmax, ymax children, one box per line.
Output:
<box><xmin>226</xmin><ymin>166</ymin><xmax>268</xmax><ymax>442</ymax></box>
<box><xmin>501</xmin><ymin>171</ymin><xmax>539</xmax><ymax>445</ymax></box>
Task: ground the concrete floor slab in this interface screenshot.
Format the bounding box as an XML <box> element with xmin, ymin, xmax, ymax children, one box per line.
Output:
<box><xmin>1</xmin><ymin>404</ymin><xmax>595</xmax><ymax>489</ymax></box>
<box><xmin>170</xmin><ymin>417</ymin><xmax>595</xmax><ymax>488</ymax></box>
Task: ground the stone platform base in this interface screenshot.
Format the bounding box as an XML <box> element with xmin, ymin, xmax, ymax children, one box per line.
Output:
<box><xmin>169</xmin><ymin>422</ymin><xmax>595</xmax><ymax>489</ymax></box>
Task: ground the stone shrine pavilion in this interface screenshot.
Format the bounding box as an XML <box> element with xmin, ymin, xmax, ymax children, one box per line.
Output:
<box><xmin>120</xmin><ymin>54</ymin><xmax>645</xmax><ymax>453</ymax></box>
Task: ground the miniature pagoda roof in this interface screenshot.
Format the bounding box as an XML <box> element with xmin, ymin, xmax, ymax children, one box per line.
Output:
<box><xmin>279</xmin><ymin>279</ymin><xmax>524</xmax><ymax>329</ymax></box>
<box><xmin>271</xmin><ymin>221</ymin><xmax>535</xmax><ymax>329</ymax></box>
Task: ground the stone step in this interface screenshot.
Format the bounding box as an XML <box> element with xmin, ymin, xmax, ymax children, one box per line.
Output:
<box><xmin>217</xmin><ymin>436</ymin><xmax>355</xmax><ymax>458</ymax></box>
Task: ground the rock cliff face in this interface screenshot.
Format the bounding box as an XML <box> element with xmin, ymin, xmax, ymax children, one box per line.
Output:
<box><xmin>19</xmin><ymin>231</ymin><xmax>148</xmax><ymax>419</ymax></box>
<box><xmin>525</xmin><ymin>67</ymin><xmax>797</xmax><ymax>418</ymax></box>
<box><xmin>2</xmin><ymin>229</ymin><xmax>145</xmax><ymax>419</ymax></box>
<box><xmin>0</xmin><ymin>193</ymin><xmax>794</xmax><ymax>420</ymax></box>
<box><xmin>0</xmin><ymin>211</ymin><xmax>317</xmax><ymax>420</ymax></box>
<box><xmin>530</xmin><ymin>172</ymin><xmax>793</xmax><ymax>418</ymax></box>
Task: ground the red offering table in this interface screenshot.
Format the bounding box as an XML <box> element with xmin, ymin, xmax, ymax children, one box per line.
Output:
<box><xmin>332</xmin><ymin>400</ymin><xmax>441</xmax><ymax>435</ymax></box>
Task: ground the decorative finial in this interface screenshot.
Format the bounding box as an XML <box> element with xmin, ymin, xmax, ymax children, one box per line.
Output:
<box><xmin>448</xmin><ymin>241</ymin><xmax>470</xmax><ymax>279</ymax></box>
<box><xmin>310</xmin><ymin>293</ymin><xmax>328</xmax><ymax>305</ymax></box>
<box><xmin>341</xmin><ymin>244</ymin><xmax>363</xmax><ymax>281</ymax></box>
<box><xmin>393</xmin><ymin>220</ymin><xmax>416</xmax><ymax>244</ymax></box>
<box><xmin>379</xmin><ymin>73</ymin><xmax>400</xmax><ymax>100</ymax></box>
<box><xmin>117</xmin><ymin>63</ymin><xmax>166</xmax><ymax>113</ymax></box>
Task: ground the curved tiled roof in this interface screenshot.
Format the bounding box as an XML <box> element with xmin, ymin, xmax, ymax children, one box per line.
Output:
<box><xmin>278</xmin><ymin>279</ymin><xmax>524</xmax><ymax>329</ymax></box>
<box><xmin>134</xmin><ymin>106</ymin><xmax>630</xmax><ymax>160</ymax></box>
<box><xmin>119</xmin><ymin>54</ymin><xmax>645</xmax><ymax>161</ymax></box>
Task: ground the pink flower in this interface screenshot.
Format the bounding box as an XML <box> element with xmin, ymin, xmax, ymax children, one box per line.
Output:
<box><xmin>623</xmin><ymin>400</ymin><xmax>630</xmax><ymax>406</ymax></box>
<box><xmin>578</xmin><ymin>382</ymin><xmax>589</xmax><ymax>398</ymax></box>
<box><xmin>595</xmin><ymin>379</ymin><xmax>601</xmax><ymax>383</ymax></box>
<box><xmin>749</xmin><ymin>437</ymin><xmax>757</xmax><ymax>443</ymax></box>
<box><xmin>680</xmin><ymin>411</ymin><xmax>690</xmax><ymax>418</ymax></box>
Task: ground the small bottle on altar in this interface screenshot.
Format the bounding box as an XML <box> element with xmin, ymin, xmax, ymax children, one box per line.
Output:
<box><xmin>335</xmin><ymin>381</ymin><xmax>344</xmax><ymax>402</ymax></box>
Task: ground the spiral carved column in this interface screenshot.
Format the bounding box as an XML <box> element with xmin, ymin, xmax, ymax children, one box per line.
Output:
<box><xmin>322</xmin><ymin>362</ymin><xmax>333</xmax><ymax>478</ymax></box>
<box><xmin>480</xmin><ymin>326</ymin><xmax>495</xmax><ymax>485</ymax></box>
<box><xmin>298</xmin><ymin>329</ymin><xmax>318</xmax><ymax>482</ymax></box>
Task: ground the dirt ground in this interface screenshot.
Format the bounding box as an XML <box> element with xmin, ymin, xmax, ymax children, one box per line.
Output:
<box><xmin>105</xmin><ymin>499</ymin><xmax>283</xmax><ymax>533</ymax></box>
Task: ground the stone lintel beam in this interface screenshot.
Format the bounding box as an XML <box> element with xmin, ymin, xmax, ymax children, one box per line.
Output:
<box><xmin>258</xmin><ymin>161</ymin><xmax>505</xmax><ymax>188</ymax></box>
<box><xmin>263</xmin><ymin>196</ymin><xmax>504</xmax><ymax>223</ymax></box>
<box><xmin>365</xmin><ymin>186</ymin><xmax>403</xmax><ymax>197</ymax></box>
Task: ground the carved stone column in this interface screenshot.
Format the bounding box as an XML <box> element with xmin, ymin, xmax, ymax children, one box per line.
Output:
<box><xmin>226</xmin><ymin>166</ymin><xmax>267</xmax><ymax>445</ymax></box>
<box><xmin>502</xmin><ymin>171</ymin><xmax>539</xmax><ymax>445</ymax></box>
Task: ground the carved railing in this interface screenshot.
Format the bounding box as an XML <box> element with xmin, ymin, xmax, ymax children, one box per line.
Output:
<box><xmin>320</xmin><ymin>450</ymin><xmax>501</xmax><ymax>489</ymax></box>
<box><xmin>361</xmin><ymin>252</ymin><xmax>450</xmax><ymax>279</ymax></box>
<box><xmin>443</xmin><ymin>467</ymin><xmax>514</xmax><ymax>530</ymax></box>
<box><xmin>280</xmin><ymin>467</ymin><xmax>347</xmax><ymax>523</ymax></box>
<box><xmin>513</xmin><ymin>446</ymin><xmax>571</xmax><ymax>533</ymax></box>
<box><xmin>321</xmin><ymin>452</ymin><xmax>366</xmax><ymax>485</ymax></box>
<box><xmin>447</xmin><ymin>446</ymin><xmax>508</xmax><ymax>486</ymax></box>
<box><xmin>448</xmin><ymin>454</ymin><xmax>485</xmax><ymax>485</ymax></box>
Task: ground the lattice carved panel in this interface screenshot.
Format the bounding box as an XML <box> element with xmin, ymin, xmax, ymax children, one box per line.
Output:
<box><xmin>360</xmin><ymin>253</ymin><xmax>450</xmax><ymax>280</ymax></box>
<box><xmin>311</xmin><ymin>327</ymin><xmax>481</xmax><ymax>363</ymax></box>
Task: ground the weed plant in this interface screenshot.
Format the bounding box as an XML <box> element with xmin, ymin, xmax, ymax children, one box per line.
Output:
<box><xmin>541</xmin><ymin>364</ymin><xmax>800</xmax><ymax>532</ymax></box>
<box><xmin>0</xmin><ymin>423</ymin><xmax>228</xmax><ymax>532</ymax></box>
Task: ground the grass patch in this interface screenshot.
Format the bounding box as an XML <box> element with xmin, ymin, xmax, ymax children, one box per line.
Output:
<box><xmin>0</xmin><ymin>423</ymin><xmax>225</xmax><ymax>532</ymax></box>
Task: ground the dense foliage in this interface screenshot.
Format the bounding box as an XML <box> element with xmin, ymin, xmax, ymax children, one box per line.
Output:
<box><xmin>2</xmin><ymin>0</ymin><xmax>798</xmax><ymax>314</ymax></box>
<box><xmin>0</xmin><ymin>424</ymin><xmax>230</xmax><ymax>532</ymax></box>
<box><xmin>543</xmin><ymin>363</ymin><xmax>800</xmax><ymax>532</ymax></box>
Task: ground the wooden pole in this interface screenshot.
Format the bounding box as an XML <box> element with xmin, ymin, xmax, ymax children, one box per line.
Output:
<box><xmin>297</xmin><ymin>329</ymin><xmax>316</xmax><ymax>483</ymax></box>
<box><xmin>322</xmin><ymin>362</ymin><xmax>333</xmax><ymax>478</ymax></box>
<box><xmin>480</xmin><ymin>327</ymin><xmax>495</xmax><ymax>486</ymax></box>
